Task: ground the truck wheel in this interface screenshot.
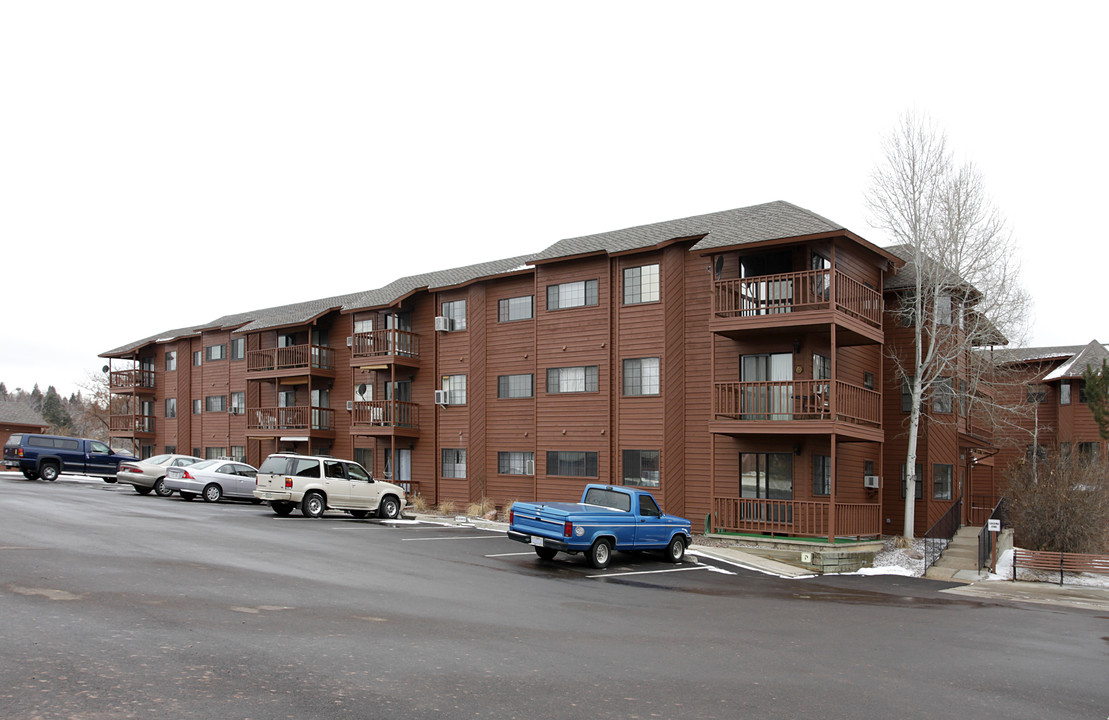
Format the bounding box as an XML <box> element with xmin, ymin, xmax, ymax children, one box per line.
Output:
<box><xmin>134</xmin><ymin>486</ymin><xmax>153</xmax><ymax>495</ymax></box>
<box><xmin>39</xmin><ymin>464</ymin><xmax>60</xmax><ymax>482</ymax></box>
<box><xmin>378</xmin><ymin>495</ymin><xmax>401</xmax><ymax>519</ymax></box>
<box><xmin>665</xmin><ymin>535</ymin><xmax>686</xmax><ymax>563</ymax></box>
<box><xmin>534</xmin><ymin>547</ymin><xmax>558</xmax><ymax>561</ymax></box>
<box><xmin>22</xmin><ymin>470</ymin><xmax>39</xmax><ymax>481</ymax></box>
<box><xmin>302</xmin><ymin>492</ymin><xmax>326</xmax><ymax>518</ymax></box>
<box><xmin>271</xmin><ymin>501</ymin><xmax>294</xmax><ymax>516</ymax></box>
<box><xmin>587</xmin><ymin>539</ymin><xmax>613</xmax><ymax>569</ymax></box>
<box><xmin>202</xmin><ymin>484</ymin><xmax>223</xmax><ymax>503</ymax></box>
<box><xmin>153</xmin><ymin>477</ymin><xmax>173</xmax><ymax>497</ymax></box>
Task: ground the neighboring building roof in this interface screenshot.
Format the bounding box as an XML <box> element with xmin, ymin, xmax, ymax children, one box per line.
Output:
<box><xmin>531</xmin><ymin>201</ymin><xmax>847</xmax><ymax>262</ymax></box>
<box><xmin>101</xmin><ymin>326</ymin><xmax>202</xmax><ymax>358</ymax></box>
<box><xmin>1042</xmin><ymin>340</ymin><xmax>1109</xmax><ymax>381</ymax></box>
<box><xmin>0</xmin><ymin>401</ymin><xmax>48</xmax><ymax>429</ymax></box>
<box><xmin>990</xmin><ymin>344</ymin><xmax>1093</xmax><ymax>366</ymax></box>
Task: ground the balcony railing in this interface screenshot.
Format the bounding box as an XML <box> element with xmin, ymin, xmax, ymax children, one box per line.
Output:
<box><xmin>248</xmin><ymin>406</ymin><xmax>335</xmax><ymax>431</ymax></box>
<box><xmin>712</xmin><ymin>497</ymin><xmax>881</xmax><ymax>538</ymax></box>
<box><xmin>110</xmin><ymin>369</ymin><xmax>155</xmax><ymax>392</ymax></box>
<box><xmin>246</xmin><ymin>345</ymin><xmax>333</xmax><ymax>373</ymax></box>
<box><xmin>351</xmin><ymin>400</ymin><xmax>419</xmax><ymax>429</ymax></box>
<box><xmin>109</xmin><ymin>414</ymin><xmax>155</xmax><ymax>434</ymax></box>
<box><xmin>713</xmin><ymin>269</ymin><xmax>882</xmax><ymax>327</ymax></box>
<box><xmin>713</xmin><ymin>380</ymin><xmax>880</xmax><ymax>427</ymax></box>
<box><xmin>351</xmin><ymin>330</ymin><xmax>419</xmax><ymax>359</ymax></box>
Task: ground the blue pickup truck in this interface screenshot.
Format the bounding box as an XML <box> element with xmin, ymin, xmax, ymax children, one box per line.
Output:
<box><xmin>507</xmin><ymin>484</ymin><xmax>693</xmax><ymax>569</ymax></box>
<box><xmin>3</xmin><ymin>433</ymin><xmax>137</xmax><ymax>482</ymax></box>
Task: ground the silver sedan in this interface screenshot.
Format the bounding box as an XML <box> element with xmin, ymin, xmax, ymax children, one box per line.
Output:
<box><xmin>165</xmin><ymin>460</ymin><xmax>259</xmax><ymax>503</ymax></box>
<box><xmin>116</xmin><ymin>454</ymin><xmax>203</xmax><ymax>496</ymax></box>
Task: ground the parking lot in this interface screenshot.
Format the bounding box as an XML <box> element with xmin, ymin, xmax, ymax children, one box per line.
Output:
<box><xmin>2</xmin><ymin>472</ymin><xmax>1107</xmax><ymax>720</ymax></box>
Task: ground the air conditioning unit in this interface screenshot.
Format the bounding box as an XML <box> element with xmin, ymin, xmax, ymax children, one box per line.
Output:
<box><xmin>346</xmin><ymin>336</ymin><xmax>353</xmax><ymax>347</ymax></box>
<box><xmin>434</xmin><ymin>316</ymin><xmax>451</xmax><ymax>332</ymax></box>
<box><xmin>864</xmin><ymin>475</ymin><xmax>881</xmax><ymax>489</ymax></box>
<box><xmin>434</xmin><ymin>390</ymin><xmax>450</xmax><ymax>405</ymax></box>
<box><xmin>525</xmin><ymin>459</ymin><xmax>535</xmax><ymax>476</ymax></box>
<box><xmin>346</xmin><ymin>400</ymin><xmax>354</xmax><ymax>411</ymax></box>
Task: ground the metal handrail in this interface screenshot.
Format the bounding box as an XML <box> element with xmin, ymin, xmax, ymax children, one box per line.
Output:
<box><xmin>923</xmin><ymin>499</ymin><xmax>963</xmax><ymax>571</ymax></box>
<box><xmin>977</xmin><ymin>496</ymin><xmax>1009</xmax><ymax>571</ymax></box>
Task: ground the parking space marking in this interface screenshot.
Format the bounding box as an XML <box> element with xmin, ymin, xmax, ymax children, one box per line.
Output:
<box><xmin>485</xmin><ymin>552</ymin><xmax>536</xmax><ymax>557</ymax></box>
<box><xmin>401</xmin><ymin>535</ymin><xmax>506</xmax><ymax>542</ymax></box>
<box><xmin>588</xmin><ymin>564</ymin><xmax>733</xmax><ymax>579</ymax></box>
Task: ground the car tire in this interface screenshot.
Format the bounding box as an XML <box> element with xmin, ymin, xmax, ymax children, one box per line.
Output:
<box><xmin>202</xmin><ymin>484</ymin><xmax>223</xmax><ymax>503</ymax></box>
<box><xmin>301</xmin><ymin>492</ymin><xmax>325</xmax><ymax>518</ymax></box>
<box><xmin>587</xmin><ymin>538</ymin><xmax>613</xmax><ymax>569</ymax></box>
<box><xmin>665</xmin><ymin>535</ymin><xmax>686</xmax><ymax>563</ymax></box>
<box><xmin>22</xmin><ymin>470</ymin><xmax>39</xmax><ymax>481</ymax></box>
<box><xmin>349</xmin><ymin>510</ymin><xmax>369</xmax><ymax>519</ymax></box>
<box><xmin>153</xmin><ymin>477</ymin><xmax>173</xmax><ymax>497</ymax></box>
<box><xmin>534</xmin><ymin>546</ymin><xmax>558</xmax><ymax>561</ymax></box>
<box><xmin>134</xmin><ymin>486</ymin><xmax>153</xmax><ymax>495</ymax></box>
<box><xmin>378</xmin><ymin>495</ymin><xmax>401</xmax><ymax>519</ymax></box>
<box><xmin>180</xmin><ymin>492</ymin><xmax>196</xmax><ymax>501</ymax></box>
<box><xmin>39</xmin><ymin>464</ymin><xmax>60</xmax><ymax>482</ymax></box>
<box><xmin>271</xmin><ymin>501</ymin><xmax>294</xmax><ymax>516</ymax></box>
<box><xmin>102</xmin><ymin>478</ymin><xmax>117</xmax><ymax>483</ymax></box>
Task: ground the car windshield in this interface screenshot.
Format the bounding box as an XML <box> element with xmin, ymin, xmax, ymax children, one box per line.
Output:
<box><xmin>146</xmin><ymin>454</ymin><xmax>172</xmax><ymax>465</ymax></box>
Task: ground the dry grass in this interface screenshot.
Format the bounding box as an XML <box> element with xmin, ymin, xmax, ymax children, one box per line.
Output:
<box><xmin>437</xmin><ymin>500</ymin><xmax>456</xmax><ymax>516</ymax></box>
<box><xmin>466</xmin><ymin>498</ymin><xmax>496</xmax><ymax>518</ymax></box>
<box><xmin>409</xmin><ymin>495</ymin><xmax>429</xmax><ymax>512</ymax></box>
<box><xmin>498</xmin><ymin>498</ymin><xmax>519</xmax><ymax>522</ymax></box>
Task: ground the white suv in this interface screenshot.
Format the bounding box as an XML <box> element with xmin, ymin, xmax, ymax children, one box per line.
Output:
<box><xmin>253</xmin><ymin>453</ymin><xmax>406</xmax><ymax>519</ymax></box>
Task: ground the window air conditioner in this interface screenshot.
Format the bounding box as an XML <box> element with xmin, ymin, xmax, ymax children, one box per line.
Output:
<box><xmin>346</xmin><ymin>401</ymin><xmax>354</xmax><ymax>411</ymax></box>
<box><xmin>434</xmin><ymin>390</ymin><xmax>450</xmax><ymax>405</ymax></box>
<box><xmin>526</xmin><ymin>459</ymin><xmax>535</xmax><ymax>476</ymax></box>
<box><xmin>434</xmin><ymin>316</ymin><xmax>451</xmax><ymax>332</ymax></box>
<box><xmin>863</xmin><ymin>475</ymin><xmax>881</xmax><ymax>489</ymax></box>
<box><xmin>346</xmin><ymin>336</ymin><xmax>353</xmax><ymax>347</ymax></box>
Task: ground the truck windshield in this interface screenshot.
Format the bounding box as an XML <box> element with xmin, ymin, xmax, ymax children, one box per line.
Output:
<box><xmin>582</xmin><ymin>487</ymin><xmax>631</xmax><ymax>512</ymax></box>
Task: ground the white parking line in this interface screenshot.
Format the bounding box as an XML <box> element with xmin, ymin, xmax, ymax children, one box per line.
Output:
<box><xmin>485</xmin><ymin>552</ymin><xmax>536</xmax><ymax>557</ymax></box>
<box><xmin>401</xmin><ymin>535</ymin><xmax>506</xmax><ymax>541</ymax></box>
<box><xmin>588</xmin><ymin>564</ymin><xmax>733</xmax><ymax>578</ymax></box>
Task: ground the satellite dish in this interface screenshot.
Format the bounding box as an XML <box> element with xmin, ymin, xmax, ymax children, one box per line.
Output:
<box><xmin>102</xmin><ymin>365</ymin><xmax>110</xmax><ymax>373</ymax></box>
<box><xmin>357</xmin><ymin>384</ymin><xmax>367</xmax><ymax>396</ymax></box>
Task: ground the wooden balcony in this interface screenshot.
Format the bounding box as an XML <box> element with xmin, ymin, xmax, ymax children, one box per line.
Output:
<box><xmin>711</xmin><ymin>270</ymin><xmax>884</xmax><ymax>345</ymax></box>
<box><xmin>712</xmin><ymin>497</ymin><xmax>881</xmax><ymax>539</ymax></box>
<box><xmin>110</xmin><ymin>369</ymin><xmax>156</xmax><ymax>394</ymax></box>
<box><xmin>711</xmin><ymin>380</ymin><xmax>881</xmax><ymax>441</ymax></box>
<box><xmin>349</xmin><ymin>330</ymin><xmax>420</xmax><ymax>368</ymax></box>
<box><xmin>246</xmin><ymin>406</ymin><xmax>335</xmax><ymax>438</ymax></box>
<box><xmin>246</xmin><ymin>345</ymin><xmax>336</xmax><ymax>379</ymax></box>
<box><xmin>349</xmin><ymin>400</ymin><xmax>420</xmax><ymax>438</ymax></box>
<box><xmin>108</xmin><ymin>414</ymin><xmax>155</xmax><ymax>438</ymax></box>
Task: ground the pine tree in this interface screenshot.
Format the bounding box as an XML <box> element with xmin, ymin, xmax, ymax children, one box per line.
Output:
<box><xmin>1084</xmin><ymin>359</ymin><xmax>1109</xmax><ymax>441</ymax></box>
<box><xmin>42</xmin><ymin>385</ymin><xmax>72</xmax><ymax>430</ymax></box>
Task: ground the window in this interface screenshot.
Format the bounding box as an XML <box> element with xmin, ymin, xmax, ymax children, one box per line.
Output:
<box><xmin>442</xmin><ymin>375</ymin><xmax>467</xmax><ymax>405</ymax></box>
<box><xmin>1060</xmin><ymin>382</ymin><xmax>1071</xmax><ymax>405</ymax></box>
<box><xmin>901</xmin><ymin>463</ymin><xmax>924</xmax><ymax>499</ymax></box>
<box><xmin>864</xmin><ymin>372</ymin><xmax>875</xmax><ymax>390</ymax></box>
<box><xmin>165</xmin><ymin>445</ymin><xmax>177</xmax><ymax>455</ymax></box>
<box><xmin>813</xmin><ymin>455</ymin><xmax>831</xmax><ymax>496</ymax></box>
<box><xmin>278</xmin><ymin>390</ymin><xmax>296</xmax><ymax>408</ymax></box>
<box><xmin>230</xmin><ymin>392</ymin><xmax>245</xmax><ymax>415</ymax></box>
<box><xmin>1026</xmin><ymin>384</ymin><xmax>1047</xmax><ymax>404</ymax></box>
<box><xmin>1025</xmin><ymin>445</ymin><xmax>1047</xmax><ymax>461</ymax></box>
<box><xmin>441</xmin><ymin>300</ymin><xmax>466</xmax><ymax>331</ymax></box>
<box><xmin>192</xmin><ymin>447</ymin><xmax>201</xmax><ymax>457</ymax></box>
<box><xmin>622</xmin><ymin>358</ymin><xmax>660</xmax><ymax>396</ymax></box>
<box><xmin>205</xmin><ymin>447</ymin><xmax>227</xmax><ymax>460</ymax></box>
<box><xmin>546</xmin><ymin>451</ymin><xmax>599</xmax><ymax>478</ymax></box>
<box><xmin>192</xmin><ymin>399</ymin><xmax>202</xmax><ymax>415</ymax></box>
<box><xmin>205</xmin><ymin>395</ymin><xmax>226</xmax><ymax>412</ymax></box>
<box><xmin>230</xmin><ymin>337</ymin><xmax>245</xmax><ymax>361</ymax></box>
<box><xmin>865</xmin><ymin>460</ymin><xmax>876</xmax><ymax>478</ymax></box>
<box><xmin>498</xmin><ymin>451</ymin><xmax>534</xmax><ymax>475</ymax></box>
<box><xmin>813</xmin><ymin>354</ymin><xmax>831</xmax><ymax>381</ymax></box>
<box><xmin>547</xmin><ymin>366</ymin><xmax>599</xmax><ymax>393</ymax></box>
<box><xmin>935</xmin><ymin>295</ymin><xmax>952</xmax><ymax>325</ymax></box>
<box><xmin>740</xmin><ymin>453</ymin><xmax>793</xmax><ymax>499</ymax></box>
<box><xmin>901</xmin><ymin>378</ymin><xmax>914</xmax><ymax>413</ymax></box>
<box><xmin>546</xmin><ymin>279</ymin><xmax>598</xmax><ymax>310</ymax></box>
<box><xmin>441</xmin><ymin>448</ymin><xmax>466</xmax><ymax>478</ymax></box>
<box><xmin>933</xmin><ymin>464</ymin><xmax>953</xmax><ymax>500</ymax></box>
<box><xmin>193</xmin><ymin>350</ymin><xmax>203</xmax><ymax>366</ymax></box>
<box><xmin>497</xmin><ymin>374</ymin><xmax>534</xmax><ymax>399</ymax></box>
<box><xmin>165</xmin><ymin>398</ymin><xmax>176</xmax><ymax>418</ymax></box>
<box><xmin>141</xmin><ymin>445</ymin><xmax>155</xmax><ymax>460</ymax></box>
<box><xmin>623</xmin><ymin>264</ymin><xmax>660</xmax><ymax>304</ymax></box>
<box><xmin>622</xmin><ymin>450</ymin><xmax>659</xmax><ymax>488</ymax></box>
<box><xmin>1078</xmin><ymin>442</ymin><xmax>1100</xmax><ymax>460</ymax></box>
<box><xmin>165</xmin><ymin>351</ymin><xmax>177</xmax><ymax>371</ymax></box>
<box><xmin>230</xmin><ymin>446</ymin><xmax>245</xmax><ymax>462</ymax></box>
<box><xmin>934</xmin><ymin>378</ymin><xmax>953</xmax><ymax>414</ymax></box>
<box><xmin>498</xmin><ymin>295</ymin><xmax>533</xmax><ymax>322</ymax></box>
<box><xmin>205</xmin><ymin>344</ymin><xmax>226</xmax><ymax>362</ymax></box>
<box><xmin>1079</xmin><ymin>380</ymin><xmax>1088</xmax><ymax>403</ymax></box>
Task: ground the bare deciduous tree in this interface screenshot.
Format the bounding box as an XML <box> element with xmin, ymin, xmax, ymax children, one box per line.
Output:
<box><xmin>1007</xmin><ymin>449</ymin><xmax>1109</xmax><ymax>554</ymax></box>
<box><xmin>867</xmin><ymin>112</ymin><xmax>1032</xmax><ymax>539</ymax></box>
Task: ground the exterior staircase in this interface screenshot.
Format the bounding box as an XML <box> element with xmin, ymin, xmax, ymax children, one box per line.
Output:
<box><xmin>924</xmin><ymin>526</ymin><xmax>983</xmax><ymax>581</ymax></box>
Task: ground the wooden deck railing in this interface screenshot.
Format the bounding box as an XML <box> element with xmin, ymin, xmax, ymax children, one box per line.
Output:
<box><xmin>248</xmin><ymin>406</ymin><xmax>335</xmax><ymax>431</ymax></box>
<box><xmin>110</xmin><ymin>369</ymin><xmax>156</xmax><ymax>391</ymax></box>
<box><xmin>246</xmin><ymin>345</ymin><xmax>333</xmax><ymax>373</ymax></box>
<box><xmin>109</xmin><ymin>414</ymin><xmax>155</xmax><ymax>433</ymax></box>
<box><xmin>712</xmin><ymin>497</ymin><xmax>881</xmax><ymax>538</ymax></box>
<box><xmin>714</xmin><ymin>380</ymin><xmax>880</xmax><ymax>426</ymax></box>
<box><xmin>351</xmin><ymin>330</ymin><xmax>419</xmax><ymax>359</ymax></box>
<box><xmin>351</xmin><ymin>400</ymin><xmax>419</xmax><ymax>429</ymax></box>
<box><xmin>714</xmin><ymin>269</ymin><xmax>881</xmax><ymax>328</ymax></box>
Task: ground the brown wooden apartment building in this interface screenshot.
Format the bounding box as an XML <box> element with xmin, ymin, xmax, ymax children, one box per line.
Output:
<box><xmin>103</xmin><ymin>200</ymin><xmax>1024</xmax><ymax>539</ymax></box>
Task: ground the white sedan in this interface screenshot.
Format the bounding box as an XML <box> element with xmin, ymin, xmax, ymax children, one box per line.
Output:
<box><xmin>164</xmin><ymin>460</ymin><xmax>259</xmax><ymax>503</ymax></box>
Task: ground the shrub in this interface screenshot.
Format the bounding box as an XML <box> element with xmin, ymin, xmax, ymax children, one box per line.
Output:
<box><xmin>1007</xmin><ymin>449</ymin><xmax>1109</xmax><ymax>554</ymax></box>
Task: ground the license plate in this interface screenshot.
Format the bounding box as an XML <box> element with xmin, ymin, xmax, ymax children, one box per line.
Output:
<box><xmin>530</xmin><ymin>536</ymin><xmax>544</xmax><ymax>547</ymax></box>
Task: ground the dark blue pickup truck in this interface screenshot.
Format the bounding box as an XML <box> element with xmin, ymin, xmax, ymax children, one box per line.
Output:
<box><xmin>3</xmin><ymin>433</ymin><xmax>137</xmax><ymax>482</ymax></box>
<box><xmin>508</xmin><ymin>484</ymin><xmax>693</xmax><ymax>569</ymax></box>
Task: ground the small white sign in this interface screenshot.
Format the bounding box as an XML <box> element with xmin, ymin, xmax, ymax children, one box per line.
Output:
<box><xmin>987</xmin><ymin>519</ymin><xmax>1001</xmax><ymax>533</ymax></box>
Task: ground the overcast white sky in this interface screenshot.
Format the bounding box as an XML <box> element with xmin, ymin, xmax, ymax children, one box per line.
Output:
<box><xmin>2</xmin><ymin>1</ymin><xmax>1106</xmax><ymax>398</ymax></box>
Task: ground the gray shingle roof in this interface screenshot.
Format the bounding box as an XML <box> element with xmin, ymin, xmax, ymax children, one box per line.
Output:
<box><xmin>340</xmin><ymin>255</ymin><xmax>535</xmax><ymax>312</ymax></box>
<box><xmin>1042</xmin><ymin>340</ymin><xmax>1109</xmax><ymax>381</ymax></box>
<box><xmin>0</xmin><ymin>401</ymin><xmax>48</xmax><ymax>428</ymax></box>
<box><xmin>101</xmin><ymin>326</ymin><xmax>201</xmax><ymax>358</ymax></box>
<box><xmin>882</xmin><ymin>244</ymin><xmax>972</xmax><ymax>293</ymax></box>
<box><xmin>990</xmin><ymin>344</ymin><xmax>1092</xmax><ymax>365</ymax></box>
<box><xmin>531</xmin><ymin>201</ymin><xmax>845</xmax><ymax>262</ymax></box>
